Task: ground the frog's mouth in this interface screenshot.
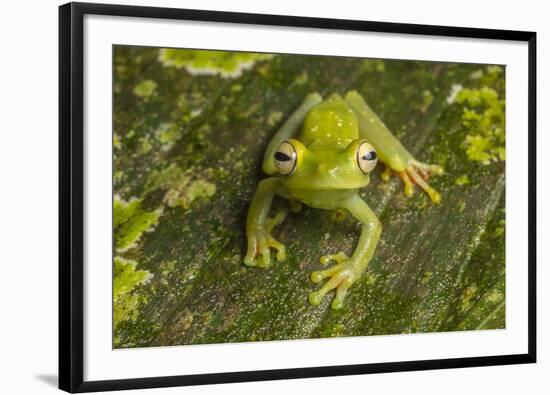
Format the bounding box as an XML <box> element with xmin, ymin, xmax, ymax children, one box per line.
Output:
<box><xmin>281</xmin><ymin>177</ymin><xmax>370</xmax><ymax>191</ymax></box>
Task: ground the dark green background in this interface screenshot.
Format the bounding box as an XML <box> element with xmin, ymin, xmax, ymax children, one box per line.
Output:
<box><xmin>113</xmin><ymin>46</ymin><xmax>505</xmax><ymax>348</ymax></box>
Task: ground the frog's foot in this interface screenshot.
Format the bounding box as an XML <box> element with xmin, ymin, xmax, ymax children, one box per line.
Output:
<box><xmin>309</xmin><ymin>252</ymin><xmax>359</xmax><ymax>310</ymax></box>
<box><xmin>244</xmin><ymin>227</ymin><xmax>286</xmax><ymax>268</ymax></box>
<box><xmin>382</xmin><ymin>161</ymin><xmax>443</xmax><ymax>204</ymax></box>
<box><xmin>244</xmin><ymin>210</ymin><xmax>287</xmax><ymax>268</ymax></box>
<box><xmin>406</xmin><ymin>160</ymin><xmax>443</xmax><ymax>204</ymax></box>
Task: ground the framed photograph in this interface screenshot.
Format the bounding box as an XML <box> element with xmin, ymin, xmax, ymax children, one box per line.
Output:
<box><xmin>59</xmin><ymin>1</ymin><xmax>536</xmax><ymax>392</ymax></box>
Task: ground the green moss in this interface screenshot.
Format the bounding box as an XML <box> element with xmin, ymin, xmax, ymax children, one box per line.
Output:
<box><xmin>455</xmin><ymin>87</ymin><xmax>505</xmax><ymax>164</ymax></box>
<box><xmin>155</xmin><ymin>260</ymin><xmax>178</xmax><ymax>286</ymax></box>
<box><xmin>160</xmin><ymin>260</ymin><xmax>176</xmax><ymax>278</ymax></box>
<box><xmin>113</xmin><ymin>47</ymin><xmax>505</xmax><ymax>346</ymax></box>
<box><xmin>267</xmin><ymin>111</ymin><xmax>283</xmax><ymax>127</ymax></box>
<box><xmin>145</xmin><ymin>164</ymin><xmax>217</xmax><ymax>209</ymax></box>
<box><xmin>495</xmin><ymin>219</ymin><xmax>505</xmax><ymax>236</ymax></box>
<box><xmin>137</xmin><ymin>136</ymin><xmax>153</xmax><ymax>155</ymax></box>
<box><xmin>486</xmin><ymin>288</ymin><xmax>504</xmax><ymax>303</ymax></box>
<box><xmin>469</xmin><ymin>69</ymin><xmax>483</xmax><ymax>80</ymax></box>
<box><xmin>154</xmin><ymin>122</ymin><xmax>182</xmax><ymax>151</ymax></box>
<box><xmin>159</xmin><ymin>48</ymin><xmax>274</xmax><ymax>79</ymax></box>
<box><xmin>421</xmin><ymin>271</ymin><xmax>433</xmax><ymax>285</ymax></box>
<box><xmin>114</xmin><ymin>196</ymin><xmax>162</xmax><ymax>252</ymax></box>
<box><xmin>165</xmin><ymin>180</ymin><xmax>217</xmax><ymax>209</ymax></box>
<box><xmin>114</xmin><ymin>257</ymin><xmax>153</xmax><ymax>299</ymax></box>
<box><xmin>477</xmin><ymin>65</ymin><xmax>505</xmax><ymax>91</ymax></box>
<box><xmin>362</xmin><ymin>59</ymin><xmax>385</xmax><ymax>72</ymax></box>
<box><xmin>133</xmin><ymin>79</ymin><xmax>158</xmax><ymax>98</ymax></box>
<box><xmin>293</xmin><ymin>71</ymin><xmax>308</xmax><ymax>85</ymax></box>
<box><xmin>113</xmin><ymin>257</ymin><xmax>152</xmax><ymax>331</ymax></box>
<box><xmin>455</xmin><ymin>175</ymin><xmax>470</xmax><ymax>186</ymax></box>
<box><xmin>460</xmin><ymin>285</ymin><xmax>478</xmax><ymax>312</ymax></box>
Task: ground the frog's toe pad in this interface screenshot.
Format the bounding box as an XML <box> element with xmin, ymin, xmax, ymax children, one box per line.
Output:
<box><xmin>308</xmin><ymin>256</ymin><xmax>358</xmax><ymax>308</ymax></box>
<box><xmin>331</xmin><ymin>298</ymin><xmax>344</xmax><ymax>310</ymax></box>
<box><xmin>396</xmin><ymin>161</ymin><xmax>444</xmax><ymax>203</ymax></box>
<box><xmin>407</xmin><ymin>165</ymin><xmax>442</xmax><ymax>204</ymax></box>
<box><xmin>320</xmin><ymin>251</ymin><xmax>349</xmax><ymax>266</ymax></box>
<box><xmin>244</xmin><ymin>229</ymin><xmax>287</xmax><ymax>268</ymax></box>
<box><xmin>308</xmin><ymin>291</ymin><xmax>324</xmax><ymax>305</ymax></box>
<box><xmin>310</xmin><ymin>271</ymin><xmax>324</xmax><ymax>284</ymax></box>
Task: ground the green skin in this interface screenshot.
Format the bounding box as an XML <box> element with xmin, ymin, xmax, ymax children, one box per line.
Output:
<box><xmin>245</xmin><ymin>91</ymin><xmax>443</xmax><ymax>309</ymax></box>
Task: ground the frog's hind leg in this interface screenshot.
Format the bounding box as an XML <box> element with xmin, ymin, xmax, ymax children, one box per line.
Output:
<box><xmin>345</xmin><ymin>90</ymin><xmax>443</xmax><ymax>204</ymax></box>
<box><xmin>308</xmin><ymin>196</ymin><xmax>381</xmax><ymax>310</ymax></box>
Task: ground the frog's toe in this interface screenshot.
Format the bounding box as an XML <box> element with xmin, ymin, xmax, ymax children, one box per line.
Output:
<box><xmin>243</xmin><ymin>255</ymin><xmax>256</xmax><ymax>267</ymax></box>
<box><xmin>264</xmin><ymin>209</ymin><xmax>288</xmax><ymax>233</ymax></box>
<box><xmin>244</xmin><ymin>229</ymin><xmax>286</xmax><ymax>268</ymax></box>
<box><xmin>244</xmin><ymin>238</ymin><xmax>259</xmax><ymax>267</ymax></box>
<box><xmin>397</xmin><ymin>171</ymin><xmax>415</xmax><ymax>197</ymax></box>
<box><xmin>385</xmin><ymin>159</ymin><xmax>443</xmax><ymax>203</ymax></box>
<box><xmin>309</xmin><ymin>281</ymin><xmax>351</xmax><ymax>308</ymax></box>
<box><xmin>245</xmin><ymin>238</ymin><xmax>271</xmax><ymax>268</ymax></box>
<box><xmin>413</xmin><ymin>159</ymin><xmax>444</xmax><ymax>176</ymax></box>
<box><xmin>309</xmin><ymin>258</ymin><xmax>357</xmax><ymax>308</ymax></box>
<box><xmin>269</xmin><ymin>238</ymin><xmax>286</xmax><ymax>261</ymax></box>
<box><xmin>406</xmin><ymin>165</ymin><xmax>442</xmax><ymax>204</ymax></box>
<box><xmin>380</xmin><ymin>165</ymin><xmax>393</xmax><ymax>182</ymax></box>
<box><xmin>308</xmin><ymin>290</ymin><xmax>324</xmax><ymax>306</ymax></box>
<box><xmin>320</xmin><ymin>251</ymin><xmax>349</xmax><ymax>266</ymax></box>
<box><xmin>256</xmin><ymin>241</ymin><xmax>272</xmax><ymax>268</ymax></box>
<box><xmin>331</xmin><ymin>280</ymin><xmax>352</xmax><ymax>310</ymax></box>
<box><xmin>310</xmin><ymin>263</ymin><xmax>345</xmax><ymax>283</ymax></box>
<box><xmin>312</xmin><ymin>252</ymin><xmax>349</xmax><ymax>283</ymax></box>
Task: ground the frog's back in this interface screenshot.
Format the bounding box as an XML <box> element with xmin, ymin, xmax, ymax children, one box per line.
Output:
<box><xmin>300</xmin><ymin>93</ymin><xmax>359</xmax><ymax>149</ymax></box>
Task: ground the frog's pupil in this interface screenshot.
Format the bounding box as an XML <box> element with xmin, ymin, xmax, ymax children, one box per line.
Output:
<box><xmin>363</xmin><ymin>151</ymin><xmax>377</xmax><ymax>161</ymax></box>
<box><xmin>275</xmin><ymin>152</ymin><xmax>291</xmax><ymax>161</ymax></box>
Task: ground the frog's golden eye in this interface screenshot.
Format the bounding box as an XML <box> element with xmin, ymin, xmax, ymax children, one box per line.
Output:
<box><xmin>274</xmin><ymin>141</ymin><xmax>298</xmax><ymax>175</ymax></box>
<box><xmin>357</xmin><ymin>141</ymin><xmax>378</xmax><ymax>174</ymax></box>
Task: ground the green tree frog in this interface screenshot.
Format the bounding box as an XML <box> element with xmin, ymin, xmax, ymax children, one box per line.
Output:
<box><xmin>244</xmin><ymin>91</ymin><xmax>443</xmax><ymax>309</ymax></box>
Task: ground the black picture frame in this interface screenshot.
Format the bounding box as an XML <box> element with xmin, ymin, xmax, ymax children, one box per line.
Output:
<box><xmin>59</xmin><ymin>2</ymin><xmax>537</xmax><ymax>392</ymax></box>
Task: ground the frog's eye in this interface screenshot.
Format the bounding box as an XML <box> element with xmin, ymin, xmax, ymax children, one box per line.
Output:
<box><xmin>274</xmin><ymin>141</ymin><xmax>298</xmax><ymax>175</ymax></box>
<box><xmin>357</xmin><ymin>141</ymin><xmax>378</xmax><ymax>174</ymax></box>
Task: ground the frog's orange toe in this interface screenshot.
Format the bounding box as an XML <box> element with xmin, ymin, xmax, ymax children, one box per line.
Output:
<box><xmin>406</xmin><ymin>165</ymin><xmax>442</xmax><ymax>204</ymax></box>
<box><xmin>386</xmin><ymin>160</ymin><xmax>442</xmax><ymax>203</ymax></box>
<box><xmin>397</xmin><ymin>171</ymin><xmax>415</xmax><ymax>197</ymax></box>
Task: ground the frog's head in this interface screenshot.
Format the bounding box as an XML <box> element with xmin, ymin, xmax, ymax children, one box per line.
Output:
<box><xmin>273</xmin><ymin>138</ymin><xmax>377</xmax><ymax>190</ymax></box>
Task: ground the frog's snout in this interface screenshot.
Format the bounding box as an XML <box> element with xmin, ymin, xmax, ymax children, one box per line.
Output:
<box><xmin>316</xmin><ymin>164</ymin><xmax>328</xmax><ymax>173</ymax></box>
<box><xmin>316</xmin><ymin>163</ymin><xmax>339</xmax><ymax>178</ymax></box>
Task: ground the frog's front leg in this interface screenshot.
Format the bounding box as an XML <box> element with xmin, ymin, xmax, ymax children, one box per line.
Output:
<box><xmin>244</xmin><ymin>177</ymin><xmax>288</xmax><ymax>268</ymax></box>
<box><xmin>309</xmin><ymin>194</ymin><xmax>381</xmax><ymax>310</ymax></box>
<box><xmin>345</xmin><ymin>90</ymin><xmax>443</xmax><ymax>204</ymax></box>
